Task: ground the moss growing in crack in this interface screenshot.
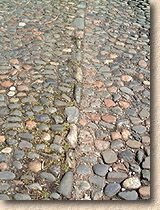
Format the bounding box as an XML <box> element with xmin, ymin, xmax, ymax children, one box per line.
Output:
<box><xmin>67</xmin><ymin>58</ymin><xmax>81</xmax><ymax>69</ymax></box>
<box><xmin>41</xmin><ymin>191</ymin><xmax>50</xmax><ymax>199</ymax></box>
<box><xmin>0</xmin><ymin>144</ymin><xmax>5</xmax><ymax>150</ymax></box>
<box><xmin>63</xmin><ymin>142</ymin><xmax>70</xmax><ymax>152</ymax></box>
<box><xmin>66</xmin><ymin>99</ymin><xmax>76</xmax><ymax>107</ymax></box>
<box><xmin>28</xmin><ymin>116</ymin><xmax>35</xmax><ymax>121</ymax></box>
<box><xmin>44</xmin><ymin>146</ymin><xmax>52</xmax><ymax>154</ymax></box>
<box><xmin>61</xmin><ymin>162</ymin><xmax>69</xmax><ymax>173</ymax></box>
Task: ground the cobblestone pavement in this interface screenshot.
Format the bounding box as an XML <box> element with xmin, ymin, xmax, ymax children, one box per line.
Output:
<box><xmin>0</xmin><ymin>0</ymin><xmax>150</xmax><ymax>200</ymax></box>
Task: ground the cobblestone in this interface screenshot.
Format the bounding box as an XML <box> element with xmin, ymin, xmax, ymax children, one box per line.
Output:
<box><xmin>0</xmin><ymin>0</ymin><xmax>150</xmax><ymax>200</ymax></box>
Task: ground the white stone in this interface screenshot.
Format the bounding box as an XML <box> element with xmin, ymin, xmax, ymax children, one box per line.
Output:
<box><xmin>19</xmin><ymin>22</ymin><xmax>26</xmax><ymax>27</ymax></box>
<box><xmin>67</xmin><ymin>124</ymin><xmax>78</xmax><ymax>148</ymax></box>
<box><xmin>123</xmin><ymin>177</ymin><xmax>141</xmax><ymax>190</ymax></box>
<box><xmin>75</xmin><ymin>67</ymin><xmax>83</xmax><ymax>82</ymax></box>
<box><xmin>7</xmin><ymin>91</ymin><xmax>15</xmax><ymax>97</ymax></box>
<box><xmin>42</xmin><ymin>133</ymin><xmax>51</xmax><ymax>141</ymax></box>
<box><xmin>10</xmin><ymin>86</ymin><xmax>16</xmax><ymax>91</ymax></box>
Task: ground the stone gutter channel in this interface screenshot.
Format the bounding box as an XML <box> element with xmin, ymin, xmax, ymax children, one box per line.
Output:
<box><xmin>57</xmin><ymin>1</ymin><xmax>87</xmax><ymax>199</ymax></box>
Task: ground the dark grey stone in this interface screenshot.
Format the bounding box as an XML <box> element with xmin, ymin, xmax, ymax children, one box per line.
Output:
<box><xmin>132</xmin><ymin>125</ymin><xmax>146</xmax><ymax>134</ymax></box>
<box><xmin>0</xmin><ymin>171</ymin><xmax>15</xmax><ymax>180</ymax></box>
<box><xmin>118</xmin><ymin>191</ymin><xmax>138</xmax><ymax>200</ymax></box>
<box><xmin>93</xmin><ymin>164</ymin><xmax>109</xmax><ymax>177</ymax></box>
<box><xmin>142</xmin><ymin>156</ymin><xmax>150</xmax><ymax>169</ymax></box>
<box><xmin>50</xmin><ymin>192</ymin><xmax>61</xmax><ymax>199</ymax></box>
<box><xmin>74</xmin><ymin>18</ymin><xmax>85</xmax><ymax>30</ymax></box>
<box><xmin>65</xmin><ymin>106</ymin><xmax>79</xmax><ymax>123</ymax></box>
<box><xmin>77</xmin><ymin>164</ymin><xmax>91</xmax><ymax>175</ymax></box>
<box><xmin>142</xmin><ymin>169</ymin><xmax>150</xmax><ymax>181</ymax></box>
<box><xmin>19</xmin><ymin>132</ymin><xmax>33</xmax><ymax>141</ymax></box>
<box><xmin>0</xmin><ymin>183</ymin><xmax>10</xmax><ymax>192</ymax></box>
<box><xmin>36</xmin><ymin>114</ymin><xmax>50</xmax><ymax>122</ymax></box>
<box><xmin>119</xmin><ymin>149</ymin><xmax>135</xmax><ymax>163</ymax></box>
<box><xmin>14</xmin><ymin>193</ymin><xmax>31</xmax><ymax>200</ymax></box>
<box><xmin>89</xmin><ymin>175</ymin><xmax>105</xmax><ymax>188</ymax></box>
<box><xmin>0</xmin><ymin>154</ymin><xmax>6</xmax><ymax>162</ymax></box>
<box><xmin>107</xmin><ymin>171</ymin><xmax>128</xmax><ymax>183</ymax></box>
<box><xmin>101</xmin><ymin>149</ymin><xmax>117</xmax><ymax>164</ymax></box>
<box><xmin>51</xmin><ymin>124</ymin><xmax>65</xmax><ymax>132</ymax></box>
<box><xmin>104</xmin><ymin>183</ymin><xmax>121</xmax><ymax>197</ymax></box>
<box><xmin>0</xmin><ymin>194</ymin><xmax>10</xmax><ymax>200</ymax></box>
<box><xmin>14</xmin><ymin>149</ymin><xmax>25</xmax><ymax>160</ymax></box>
<box><xmin>49</xmin><ymin>165</ymin><xmax>61</xmax><ymax>177</ymax></box>
<box><xmin>28</xmin><ymin>183</ymin><xmax>42</xmax><ymax>191</ymax></box>
<box><xmin>40</xmin><ymin>172</ymin><xmax>56</xmax><ymax>182</ymax></box>
<box><xmin>50</xmin><ymin>144</ymin><xmax>63</xmax><ymax>153</ymax></box>
<box><xmin>58</xmin><ymin>171</ymin><xmax>73</xmax><ymax>198</ymax></box>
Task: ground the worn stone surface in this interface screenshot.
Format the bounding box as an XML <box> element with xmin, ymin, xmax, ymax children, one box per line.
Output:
<box><xmin>104</xmin><ymin>183</ymin><xmax>121</xmax><ymax>197</ymax></box>
<box><xmin>93</xmin><ymin>164</ymin><xmax>109</xmax><ymax>177</ymax></box>
<box><xmin>118</xmin><ymin>191</ymin><xmax>138</xmax><ymax>200</ymax></box>
<box><xmin>101</xmin><ymin>149</ymin><xmax>118</xmax><ymax>164</ymax></box>
<box><xmin>139</xmin><ymin>186</ymin><xmax>150</xmax><ymax>199</ymax></box>
<box><xmin>58</xmin><ymin>171</ymin><xmax>73</xmax><ymax>199</ymax></box>
<box><xmin>66</xmin><ymin>124</ymin><xmax>78</xmax><ymax>148</ymax></box>
<box><xmin>123</xmin><ymin>177</ymin><xmax>141</xmax><ymax>190</ymax></box>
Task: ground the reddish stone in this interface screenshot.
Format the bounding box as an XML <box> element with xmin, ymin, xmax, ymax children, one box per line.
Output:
<box><xmin>107</xmin><ymin>86</ymin><xmax>117</xmax><ymax>93</ymax></box>
<box><xmin>138</xmin><ymin>73</ymin><xmax>144</xmax><ymax>80</ymax></box>
<box><xmin>10</xmin><ymin>58</ymin><xmax>19</xmax><ymax>65</ymax></box>
<box><xmin>17</xmin><ymin>92</ymin><xmax>27</xmax><ymax>97</ymax></box>
<box><xmin>17</xmin><ymin>85</ymin><xmax>29</xmax><ymax>92</ymax></box>
<box><xmin>1</xmin><ymin>80</ymin><xmax>13</xmax><ymax>88</ymax></box>
<box><xmin>89</xmin><ymin>113</ymin><xmax>101</xmax><ymax>122</ymax></box>
<box><xmin>32</xmin><ymin>29</ymin><xmax>43</xmax><ymax>36</ymax></box>
<box><xmin>109</xmin><ymin>53</ymin><xmax>118</xmax><ymax>59</ymax></box>
<box><xmin>0</xmin><ymin>135</ymin><xmax>5</xmax><ymax>143</ymax></box>
<box><xmin>94</xmin><ymin>80</ymin><xmax>105</xmax><ymax>89</ymax></box>
<box><xmin>0</xmin><ymin>90</ymin><xmax>6</xmax><ymax>94</ymax></box>
<box><xmin>0</xmin><ymin>162</ymin><xmax>8</xmax><ymax>170</ymax></box>
<box><xmin>142</xmin><ymin>136</ymin><xmax>150</xmax><ymax>146</ymax></box>
<box><xmin>121</xmin><ymin>75</ymin><xmax>132</xmax><ymax>82</ymax></box>
<box><xmin>79</xmin><ymin>129</ymin><xmax>94</xmax><ymax>144</ymax></box>
<box><xmin>13</xmin><ymin>180</ymin><xmax>24</xmax><ymax>185</ymax></box>
<box><xmin>36</xmin><ymin>36</ymin><xmax>43</xmax><ymax>40</ymax></box>
<box><xmin>11</xmin><ymin>69</ymin><xmax>18</xmax><ymax>76</ymax></box>
<box><xmin>0</xmin><ymin>75</ymin><xmax>8</xmax><ymax>80</ymax></box>
<box><xmin>94</xmin><ymin>140</ymin><xmax>110</xmax><ymax>151</ymax></box>
<box><xmin>111</xmin><ymin>132</ymin><xmax>122</xmax><ymax>140</ymax></box>
<box><xmin>75</xmin><ymin>31</ymin><xmax>84</xmax><ymax>39</ymax></box>
<box><xmin>104</xmin><ymin>99</ymin><xmax>116</xmax><ymax>108</ymax></box>
<box><xmin>119</xmin><ymin>100</ymin><xmax>130</xmax><ymax>109</ymax></box>
<box><xmin>121</xmin><ymin>129</ymin><xmax>130</xmax><ymax>141</ymax></box>
<box><xmin>86</xmin><ymin>69</ymin><xmax>97</xmax><ymax>77</ymax></box>
<box><xmin>102</xmin><ymin>114</ymin><xmax>116</xmax><ymax>123</ymax></box>
<box><xmin>26</xmin><ymin>120</ymin><xmax>37</xmax><ymax>130</ymax></box>
<box><xmin>112</xmin><ymin>163</ymin><xmax>128</xmax><ymax>172</ymax></box>
<box><xmin>85</xmin><ymin>27</ymin><xmax>92</xmax><ymax>33</ymax></box>
<box><xmin>23</xmin><ymin>64</ymin><xmax>32</xmax><ymax>71</ymax></box>
<box><xmin>138</xmin><ymin>60</ymin><xmax>148</xmax><ymax>68</ymax></box>
<box><xmin>79</xmin><ymin>118</ymin><xmax>87</xmax><ymax>126</ymax></box>
<box><xmin>139</xmin><ymin>186</ymin><xmax>150</xmax><ymax>199</ymax></box>
<box><xmin>28</xmin><ymin>160</ymin><xmax>41</xmax><ymax>173</ymax></box>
